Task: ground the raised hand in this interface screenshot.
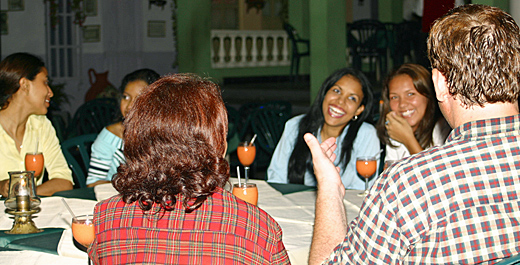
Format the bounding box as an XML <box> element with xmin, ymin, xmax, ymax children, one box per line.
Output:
<box><xmin>303</xmin><ymin>133</ymin><xmax>342</xmax><ymax>189</ymax></box>
<box><xmin>385</xmin><ymin>111</ymin><xmax>414</xmax><ymax>144</ymax></box>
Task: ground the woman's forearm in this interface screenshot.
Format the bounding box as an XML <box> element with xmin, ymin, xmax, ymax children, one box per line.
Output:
<box><xmin>37</xmin><ymin>178</ymin><xmax>73</xmax><ymax>196</ymax></box>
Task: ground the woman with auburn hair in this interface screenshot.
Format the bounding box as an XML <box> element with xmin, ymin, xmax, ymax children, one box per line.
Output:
<box><xmin>377</xmin><ymin>63</ymin><xmax>451</xmax><ymax>162</ymax></box>
<box><xmin>88</xmin><ymin>74</ymin><xmax>289</xmax><ymax>264</ymax></box>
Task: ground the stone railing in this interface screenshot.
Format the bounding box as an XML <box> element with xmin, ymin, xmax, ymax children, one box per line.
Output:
<box><xmin>211</xmin><ymin>30</ymin><xmax>291</xmax><ymax>68</ymax></box>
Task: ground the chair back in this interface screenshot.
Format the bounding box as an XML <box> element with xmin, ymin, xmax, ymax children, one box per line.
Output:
<box><xmin>61</xmin><ymin>133</ymin><xmax>98</xmax><ymax>188</ymax></box>
<box><xmin>347</xmin><ymin>19</ymin><xmax>388</xmax><ymax>56</ymax></box>
<box><xmin>66</xmin><ymin>98</ymin><xmax>119</xmax><ymax>139</ymax></box>
<box><xmin>495</xmin><ymin>254</ymin><xmax>520</xmax><ymax>265</ymax></box>
<box><xmin>283</xmin><ymin>23</ymin><xmax>300</xmax><ymax>43</ymax></box>
<box><xmin>226</xmin><ymin>105</ymin><xmax>241</xmax><ymax>155</ymax></box>
<box><xmin>347</xmin><ymin>19</ymin><xmax>388</xmax><ymax>81</ymax></box>
<box><xmin>226</xmin><ymin>105</ymin><xmax>240</xmax><ymax>141</ymax></box>
<box><xmin>238</xmin><ymin>101</ymin><xmax>292</xmax><ymax>141</ymax></box>
<box><xmin>389</xmin><ymin>21</ymin><xmax>418</xmax><ymax>66</ymax></box>
<box><xmin>283</xmin><ymin>23</ymin><xmax>310</xmax><ymax>78</ymax></box>
<box><xmin>250</xmin><ymin>106</ymin><xmax>290</xmax><ymax>170</ymax></box>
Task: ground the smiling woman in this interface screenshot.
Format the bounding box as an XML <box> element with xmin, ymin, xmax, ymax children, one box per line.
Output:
<box><xmin>376</xmin><ymin>63</ymin><xmax>451</xmax><ymax>162</ymax></box>
<box><xmin>267</xmin><ymin>68</ymin><xmax>380</xmax><ymax>189</ymax></box>
<box><xmin>0</xmin><ymin>52</ymin><xmax>73</xmax><ymax>197</ymax></box>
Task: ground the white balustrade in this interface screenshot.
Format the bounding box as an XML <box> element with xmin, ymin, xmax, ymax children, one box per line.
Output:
<box><xmin>211</xmin><ymin>30</ymin><xmax>291</xmax><ymax>69</ymax></box>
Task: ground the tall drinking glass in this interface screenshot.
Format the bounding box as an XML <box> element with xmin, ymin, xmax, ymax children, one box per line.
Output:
<box><xmin>356</xmin><ymin>156</ymin><xmax>377</xmax><ymax>196</ymax></box>
<box><xmin>72</xmin><ymin>214</ymin><xmax>95</xmax><ymax>264</ymax></box>
<box><xmin>232</xmin><ymin>183</ymin><xmax>258</xmax><ymax>205</ymax></box>
<box><xmin>72</xmin><ymin>215</ymin><xmax>95</xmax><ymax>247</ymax></box>
<box><xmin>25</xmin><ymin>152</ymin><xmax>44</xmax><ymax>182</ymax></box>
<box><xmin>237</xmin><ymin>141</ymin><xmax>256</xmax><ymax>182</ymax></box>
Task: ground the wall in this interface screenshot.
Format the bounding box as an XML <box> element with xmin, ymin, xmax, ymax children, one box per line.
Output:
<box><xmin>351</xmin><ymin>0</ymin><xmax>373</xmax><ymax>21</ymax></box>
<box><xmin>378</xmin><ymin>0</ymin><xmax>403</xmax><ymax>22</ymax></box>
<box><xmin>0</xmin><ymin>0</ymin><xmax>46</xmax><ymax>57</ymax></box>
<box><xmin>0</xmin><ymin>0</ymin><xmax>176</xmax><ymax>115</ymax></box>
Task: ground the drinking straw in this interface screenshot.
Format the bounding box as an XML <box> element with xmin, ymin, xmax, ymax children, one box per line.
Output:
<box><xmin>237</xmin><ymin>166</ymin><xmax>242</xmax><ymax>186</ymax></box>
<box><xmin>250</xmin><ymin>134</ymin><xmax>257</xmax><ymax>146</ymax></box>
<box><xmin>373</xmin><ymin>149</ymin><xmax>383</xmax><ymax>159</ymax></box>
<box><xmin>61</xmin><ymin>198</ymin><xmax>77</xmax><ymax>219</ymax></box>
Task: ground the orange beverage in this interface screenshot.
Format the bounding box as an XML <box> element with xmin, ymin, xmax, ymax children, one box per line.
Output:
<box><xmin>25</xmin><ymin>152</ymin><xmax>44</xmax><ymax>180</ymax></box>
<box><xmin>72</xmin><ymin>215</ymin><xmax>95</xmax><ymax>247</ymax></box>
<box><xmin>237</xmin><ymin>145</ymin><xmax>256</xmax><ymax>166</ymax></box>
<box><xmin>356</xmin><ymin>159</ymin><xmax>377</xmax><ymax>178</ymax></box>
<box><xmin>232</xmin><ymin>183</ymin><xmax>258</xmax><ymax>205</ymax></box>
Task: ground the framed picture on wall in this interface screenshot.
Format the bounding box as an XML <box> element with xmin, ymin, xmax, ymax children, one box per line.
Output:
<box><xmin>8</xmin><ymin>0</ymin><xmax>24</xmax><ymax>11</ymax></box>
<box><xmin>85</xmin><ymin>0</ymin><xmax>98</xmax><ymax>16</ymax></box>
<box><xmin>83</xmin><ymin>25</ymin><xmax>101</xmax><ymax>42</ymax></box>
<box><xmin>148</xmin><ymin>20</ymin><xmax>166</xmax><ymax>38</ymax></box>
<box><xmin>0</xmin><ymin>12</ymin><xmax>7</xmax><ymax>35</ymax></box>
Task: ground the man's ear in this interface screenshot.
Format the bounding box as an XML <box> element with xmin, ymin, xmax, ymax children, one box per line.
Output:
<box><xmin>432</xmin><ymin>68</ymin><xmax>449</xmax><ymax>102</ymax></box>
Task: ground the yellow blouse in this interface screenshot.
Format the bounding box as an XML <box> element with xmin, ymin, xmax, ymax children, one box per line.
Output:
<box><xmin>0</xmin><ymin>115</ymin><xmax>73</xmax><ymax>185</ymax></box>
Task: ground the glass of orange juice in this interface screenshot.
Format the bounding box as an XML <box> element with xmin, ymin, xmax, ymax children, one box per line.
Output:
<box><xmin>232</xmin><ymin>183</ymin><xmax>258</xmax><ymax>205</ymax></box>
<box><xmin>72</xmin><ymin>215</ymin><xmax>95</xmax><ymax>248</ymax></box>
<box><xmin>356</xmin><ymin>156</ymin><xmax>377</xmax><ymax>196</ymax></box>
<box><xmin>25</xmin><ymin>152</ymin><xmax>44</xmax><ymax>182</ymax></box>
<box><xmin>237</xmin><ymin>141</ymin><xmax>256</xmax><ymax>182</ymax></box>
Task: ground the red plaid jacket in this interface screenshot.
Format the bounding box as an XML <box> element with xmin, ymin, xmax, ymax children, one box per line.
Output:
<box><xmin>88</xmin><ymin>187</ymin><xmax>289</xmax><ymax>264</ymax></box>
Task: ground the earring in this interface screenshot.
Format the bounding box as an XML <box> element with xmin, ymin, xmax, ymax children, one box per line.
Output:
<box><xmin>352</xmin><ymin>115</ymin><xmax>358</xmax><ymax>121</ymax></box>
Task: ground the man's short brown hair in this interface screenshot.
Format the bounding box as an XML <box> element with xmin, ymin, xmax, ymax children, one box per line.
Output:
<box><xmin>428</xmin><ymin>4</ymin><xmax>520</xmax><ymax>107</ymax></box>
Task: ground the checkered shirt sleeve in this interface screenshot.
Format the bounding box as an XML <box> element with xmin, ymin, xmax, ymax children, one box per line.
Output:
<box><xmin>325</xmin><ymin>115</ymin><xmax>520</xmax><ymax>264</ymax></box>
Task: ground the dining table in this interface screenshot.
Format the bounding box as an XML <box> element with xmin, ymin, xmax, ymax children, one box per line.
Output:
<box><xmin>0</xmin><ymin>179</ymin><xmax>365</xmax><ymax>265</ymax></box>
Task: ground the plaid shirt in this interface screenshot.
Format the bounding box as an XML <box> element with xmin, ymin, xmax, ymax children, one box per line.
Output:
<box><xmin>88</xmin><ymin>187</ymin><xmax>289</xmax><ymax>264</ymax></box>
<box><xmin>326</xmin><ymin>115</ymin><xmax>520</xmax><ymax>264</ymax></box>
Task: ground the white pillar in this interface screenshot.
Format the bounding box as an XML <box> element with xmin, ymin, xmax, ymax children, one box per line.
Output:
<box><xmin>510</xmin><ymin>1</ymin><xmax>520</xmax><ymax>25</ymax></box>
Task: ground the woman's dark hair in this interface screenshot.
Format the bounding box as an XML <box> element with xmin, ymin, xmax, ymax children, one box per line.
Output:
<box><xmin>112</xmin><ymin>74</ymin><xmax>229</xmax><ymax>213</ymax></box>
<box><xmin>119</xmin><ymin>68</ymin><xmax>160</xmax><ymax>93</ymax></box>
<box><xmin>287</xmin><ymin>68</ymin><xmax>373</xmax><ymax>184</ymax></box>
<box><xmin>0</xmin><ymin>53</ymin><xmax>45</xmax><ymax>109</ymax></box>
<box><xmin>376</xmin><ymin>64</ymin><xmax>438</xmax><ymax>149</ymax></box>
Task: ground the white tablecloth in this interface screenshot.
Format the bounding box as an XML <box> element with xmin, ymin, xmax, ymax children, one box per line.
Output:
<box><xmin>0</xmin><ymin>180</ymin><xmax>365</xmax><ymax>265</ymax></box>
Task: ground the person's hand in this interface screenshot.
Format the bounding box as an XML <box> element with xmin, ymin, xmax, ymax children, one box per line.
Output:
<box><xmin>304</xmin><ymin>133</ymin><xmax>343</xmax><ymax>190</ymax></box>
<box><xmin>306</xmin><ymin>133</ymin><xmax>347</xmax><ymax>265</ymax></box>
<box><xmin>0</xmin><ymin>179</ymin><xmax>9</xmax><ymax>197</ymax></box>
<box><xmin>385</xmin><ymin>111</ymin><xmax>423</xmax><ymax>155</ymax></box>
<box><xmin>385</xmin><ymin>111</ymin><xmax>415</xmax><ymax>144</ymax></box>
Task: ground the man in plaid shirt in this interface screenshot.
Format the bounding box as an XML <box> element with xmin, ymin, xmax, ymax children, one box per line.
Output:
<box><xmin>305</xmin><ymin>4</ymin><xmax>520</xmax><ymax>264</ymax></box>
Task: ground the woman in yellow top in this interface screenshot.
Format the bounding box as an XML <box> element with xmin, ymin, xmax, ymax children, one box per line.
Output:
<box><xmin>0</xmin><ymin>53</ymin><xmax>73</xmax><ymax>197</ymax></box>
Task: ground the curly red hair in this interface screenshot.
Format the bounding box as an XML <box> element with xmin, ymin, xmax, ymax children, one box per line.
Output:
<box><xmin>112</xmin><ymin>74</ymin><xmax>229</xmax><ymax>212</ymax></box>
